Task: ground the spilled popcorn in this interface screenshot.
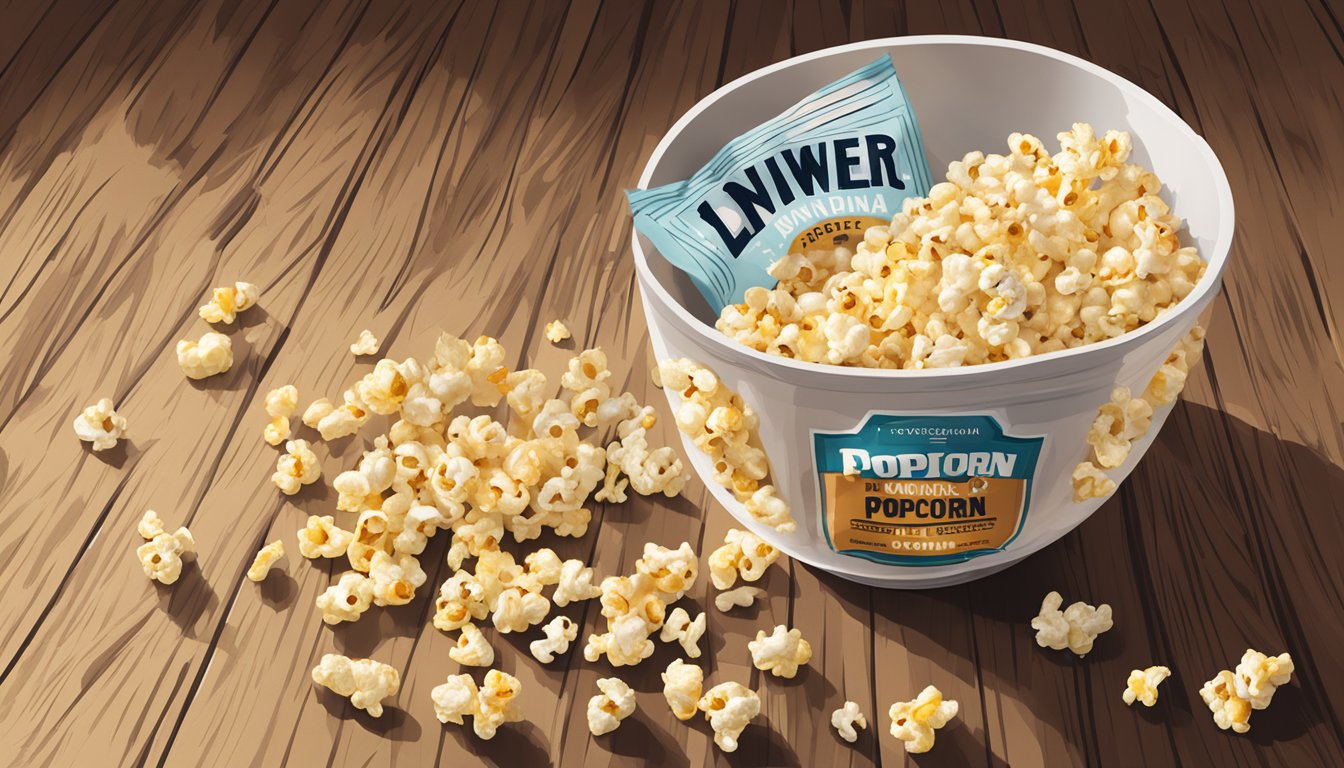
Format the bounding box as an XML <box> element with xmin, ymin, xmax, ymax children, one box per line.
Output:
<box><xmin>662</xmin><ymin>659</ymin><xmax>703</xmax><ymax>721</ymax></box>
<box><xmin>177</xmin><ymin>331</ymin><xmax>233</xmax><ymax>379</ymax></box>
<box><xmin>587</xmin><ymin>677</ymin><xmax>637</xmax><ymax>735</ymax></box>
<box><xmin>544</xmin><ymin>320</ymin><xmax>571</xmax><ymax>344</ymax></box>
<box><xmin>263</xmin><ymin>385</ymin><xmax>299</xmax><ymax>446</ymax></box>
<box><xmin>311</xmin><ymin>653</ymin><xmax>399</xmax><ymax>717</ymax></box>
<box><xmin>73</xmin><ymin>398</ymin><xmax>128</xmax><ymax>451</ymax></box>
<box><xmin>748</xmin><ymin>625</ymin><xmax>812</xmax><ymax>679</ymax></box>
<box><xmin>350</xmin><ymin>329</ymin><xmax>380</xmax><ymax>356</ymax></box>
<box><xmin>831</xmin><ymin>700</ymin><xmax>867</xmax><ymax>743</ymax></box>
<box><xmin>698</xmin><ymin>681</ymin><xmax>760</xmax><ymax>752</ymax></box>
<box><xmin>136</xmin><ymin>513</ymin><xmax>195</xmax><ymax>585</ymax></box>
<box><xmin>715</xmin><ymin>586</ymin><xmax>765</xmax><ymax>613</ymax></box>
<box><xmin>1031</xmin><ymin>590</ymin><xmax>1113</xmax><ymax>657</ymax></box>
<box><xmin>1199</xmin><ymin>649</ymin><xmax>1294</xmax><ymax>734</ymax></box>
<box><xmin>247</xmin><ymin>540</ymin><xmax>285</xmax><ymax>582</ymax></box>
<box><xmin>888</xmin><ymin>685</ymin><xmax>958</xmax><ymax>754</ymax></box>
<box><xmin>198</xmin><ymin>281</ymin><xmax>259</xmax><ymax>325</ymax></box>
<box><xmin>1122</xmin><ymin>665</ymin><xmax>1170</xmax><ymax>707</ymax></box>
<box><xmin>431</xmin><ymin>669</ymin><xmax>523</xmax><ymax>740</ymax></box>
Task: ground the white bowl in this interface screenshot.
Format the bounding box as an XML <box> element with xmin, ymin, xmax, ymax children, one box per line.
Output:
<box><xmin>632</xmin><ymin>36</ymin><xmax>1234</xmax><ymax>588</ymax></box>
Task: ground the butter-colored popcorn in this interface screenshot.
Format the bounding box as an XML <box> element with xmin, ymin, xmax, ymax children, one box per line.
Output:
<box><xmin>311</xmin><ymin>653</ymin><xmax>399</xmax><ymax>717</ymax></box>
<box><xmin>587</xmin><ymin>677</ymin><xmax>637</xmax><ymax>736</ymax></box>
<box><xmin>748</xmin><ymin>624</ymin><xmax>812</xmax><ymax>678</ymax></box>
<box><xmin>708</xmin><ymin>528</ymin><xmax>779</xmax><ymax>590</ymax></box>
<box><xmin>198</xmin><ymin>281</ymin><xmax>259</xmax><ymax>324</ymax></box>
<box><xmin>247</xmin><ymin>540</ymin><xmax>285</xmax><ymax>582</ymax></box>
<box><xmin>1086</xmin><ymin>387</ymin><xmax>1153</xmax><ymax>468</ymax></box>
<box><xmin>529</xmin><ymin>615</ymin><xmax>578</xmax><ymax>663</ymax></box>
<box><xmin>263</xmin><ymin>385</ymin><xmax>299</xmax><ymax>445</ymax></box>
<box><xmin>490</xmin><ymin>587</ymin><xmax>550</xmax><ymax>633</ymax></box>
<box><xmin>1146</xmin><ymin>325</ymin><xmax>1205</xmax><ymax>404</ymax></box>
<box><xmin>1200</xmin><ymin>670</ymin><xmax>1252</xmax><ymax>733</ymax></box>
<box><xmin>466</xmin><ymin>336</ymin><xmax>509</xmax><ymax>408</ymax></box>
<box><xmin>584</xmin><ymin>612</ymin><xmax>657</xmax><ymax>667</ymax></box>
<box><xmin>553</xmin><ymin>559</ymin><xmax>601</xmax><ymax>607</ymax></box>
<box><xmin>697</xmin><ymin>681</ymin><xmax>760</xmax><ymax>753</ymax></box>
<box><xmin>272</xmin><ymin>439</ymin><xmax>321</xmax><ymax>495</ymax></box>
<box><xmin>73</xmin><ymin>398</ymin><xmax>128</xmax><ymax>451</ymax></box>
<box><xmin>431</xmin><ymin>673</ymin><xmax>478</xmax><ymax>725</ymax></box>
<box><xmin>304</xmin><ymin>391</ymin><xmax>370</xmax><ymax>440</ymax></box>
<box><xmin>662</xmin><ymin>659</ymin><xmax>703</xmax><ymax>720</ymax></box>
<box><xmin>138</xmin><ymin>510</ymin><xmax>164</xmax><ymax>540</ymax></box>
<box><xmin>434</xmin><ymin>569</ymin><xmax>489</xmax><ymax>631</ymax></box>
<box><xmin>660</xmin><ymin>607</ymin><xmax>707</xmax><ymax>658</ymax></box>
<box><xmin>1071</xmin><ymin>461</ymin><xmax>1117</xmax><ymax>502</ymax></box>
<box><xmin>368</xmin><ymin>550</ymin><xmax>427</xmax><ymax>606</ymax></box>
<box><xmin>888</xmin><ymin>686</ymin><xmax>958</xmax><ymax>754</ymax></box>
<box><xmin>350</xmin><ymin>329</ymin><xmax>380</xmax><ymax>356</ymax></box>
<box><xmin>545</xmin><ymin>320</ymin><xmax>571</xmax><ymax>344</ymax></box>
<box><xmin>176</xmin><ymin>332</ymin><xmax>233</xmax><ymax>379</ymax></box>
<box><xmin>715</xmin><ymin>586</ymin><xmax>765</xmax><ymax>613</ymax></box>
<box><xmin>448</xmin><ymin>623</ymin><xmax>495</xmax><ymax>667</ymax></box>
<box><xmin>1233</xmin><ymin>649</ymin><xmax>1294</xmax><ymax>709</ymax></box>
<box><xmin>297</xmin><ymin>515</ymin><xmax>355</xmax><ymax>559</ymax></box>
<box><xmin>1122</xmin><ymin>665</ymin><xmax>1170</xmax><ymax>707</ymax></box>
<box><xmin>316</xmin><ymin>571</ymin><xmax>374</xmax><ymax>624</ymax></box>
<box><xmin>744</xmin><ymin>486</ymin><xmax>797</xmax><ymax>533</ymax></box>
<box><xmin>1031</xmin><ymin>590</ymin><xmax>1113</xmax><ymax>657</ymax></box>
<box><xmin>635</xmin><ymin>541</ymin><xmax>698</xmax><ymax>601</ymax></box>
<box><xmin>474</xmin><ymin>669</ymin><xmax>523</xmax><ymax>739</ymax></box>
<box><xmin>832</xmin><ymin>700</ymin><xmax>867</xmax><ymax>743</ymax></box>
<box><xmin>137</xmin><ymin>526</ymin><xmax>195</xmax><ymax>585</ymax></box>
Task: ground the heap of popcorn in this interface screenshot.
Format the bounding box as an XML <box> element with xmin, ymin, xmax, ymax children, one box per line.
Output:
<box><xmin>716</xmin><ymin>124</ymin><xmax>1206</xmax><ymax>369</ymax></box>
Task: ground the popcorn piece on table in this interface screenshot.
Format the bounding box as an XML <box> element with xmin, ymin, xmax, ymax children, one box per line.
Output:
<box><xmin>544</xmin><ymin>320</ymin><xmax>571</xmax><ymax>344</ymax></box>
<box><xmin>1072</xmin><ymin>461</ymin><xmax>1116</xmax><ymax>502</ymax></box>
<box><xmin>635</xmin><ymin>541</ymin><xmax>698</xmax><ymax>601</ymax></box>
<box><xmin>316</xmin><ymin>572</ymin><xmax>374</xmax><ymax>624</ymax></box>
<box><xmin>1199</xmin><ymin>649</ymin><xmax>1294</xmax><ymax>734</ymax></box>
<box><xmin>659</xmin><ymin>607</ymin><xmax>707</xmax><ymax>658</ymax></box>
<box><xmin>177</xmin><ymin>332</ymin><xmax>233</xmax><ymax>379</ymax></box>
<box><xmin>350</xmin><ymin>329</ymin><xmax>380</xmax><ymax>356</ymax></box>
<box><xmin>263</xmin><ymin>385</ymin><xmax>299</xmax><ymax>446</ymax></box>
<box><xmin>138</xmin><ymin>510</ymin><xmax>165</xmax><ymax>540</ymax></box>
<box><xmin>584</xmin><ymin>570</ymin><xmax>667</xmax><ymax>667</ymax></box>
<box><xmin>247</xmin><ymin>540</ymin><xmax>285</xmax><ymax>582</ymax></box>
<box><xmin>888</xmin><ymin>685</ymin><xmax>958</xmax><ymax>754</ymax></box>
<box><xmin>715</xmin><ymin>586</ymin><xmax>765</xmax><ymax>613</ymax></box>
<box><xmin>73</xmin><ymin>398</ymin><xmax>128</xmax><ymax>451</ymax></box>
<box><xmin>137</xmin><ymin>523</ymin><xmax>195</xmax><ymax>585</ymax></box>
<box><xmin>272</xmin><ymin>439</ymin><xmax>321</xmax><ymax>495</ymax></box>
<box><xmin>490</xmin><ymin>585</ymin><xmax>550</xmax><ymax>633</ymax></box>
<box><xmin>1200</xmin><ymin>671</ymin><xmax>1252</xmax><ymax>733</ymax></box>
<box><xmin>831</xmin><ymin>700</ymin><xmax>868</xmax><ymax>743</ymax></box>
<box><xmin>587</xmin><ymin>677</ymin><xmax>637</xmax><ymax>736</ymax></box>
<box><xmin>1031</xmin><ymin>590</ymin><xmax>1113</xmax><ymax>657</ymax></box>
<box><xmin>311</xmin><ymin>653</ymin><xmax>399</xmax><ymax>718</ymax></box>
<box><xmin>432</xmin><ymin>673</ymin><xmax>478</xmax><ymax>726</ymax></box>
<box><xmin>368</xmin><ymin>550</ymin><xmax>427</xmax><ymax>606</ymax></box>
<box><xmin>1122</xmin><ymin>665</ymin><xmax>1171</xmax><ymax>707</ymax></box>
<box><xmin>448</xmin><ymin>623</ymin><xmax>495</xmax><ymax>667</ymax></box>
<box><xmin>530</xmin><ymin>615</ymin><xmax>578</xmax><ymax>664</ymax></box>
<box><xmin>698</xmin><ymin>681</ymin><xmax>760</xmax><ymax>753</ymax></box>
<box><xmin>708</xmin><ymin>528</ymin><xmax>779</xmax><ymax>590</ymax></box>
<box><xmin>302</xmin><ymin>393</ymin><xmax>369</xmax><ymax>441</ymax></box>
<box><xmin>662</xmin><ymin>659</ymin><xmax>703</xmax><ymax>721</ymax></box>
<box><xmin>552</xmin><ymin>559</ymin><xmax>602</xmax><ymax>607</ymax></box>
<box><xmin>434</xmin><ymin>570</ymin><xmax>489</xmax><ymax>632</ymax></box>
<box><xmin>198</xmin><ymin>281</ymin><xmax>259</xmax><ymax>324</ymax></box>
<box><xmin>744</xmin><ymin>486</ymin><xmax>796</xmax><ymax>533</ymax></box>
<box><xmin>748</xmin><ymin>624</ymin><xmax>812</xmax><ymax>678</ymax></box>
<box><xmin>474</xmin><ymin>669</ymin><xmax>524</xmax><ymax>739</ymax></box>
<box><xmin>298</xmin><ymin>515</ymin><xmax>355</xmax><ymax>559</ymax></box>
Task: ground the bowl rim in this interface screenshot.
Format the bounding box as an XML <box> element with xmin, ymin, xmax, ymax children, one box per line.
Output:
<box><xmin>630</xmin><ymin>34</ymin><xmax>1235</xmax><ymax>382</ymax></box>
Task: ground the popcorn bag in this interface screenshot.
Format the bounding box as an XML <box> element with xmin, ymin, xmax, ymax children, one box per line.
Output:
<box><xmin>629</xmin><ymin>37</ymin><xmax>1234</xmax><ymax>588</ymax></box>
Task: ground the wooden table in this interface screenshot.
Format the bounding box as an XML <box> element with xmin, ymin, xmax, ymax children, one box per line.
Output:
<box><xmin>2</xmin><ymin>0</ymin><xmax>1341</xmax><ymax>765</ymax></box>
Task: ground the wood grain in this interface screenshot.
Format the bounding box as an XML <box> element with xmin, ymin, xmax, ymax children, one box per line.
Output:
<box><xmin>0</xmin><ymin>0</ymin><xmax>1341</xmax><ymax>765</ymax></box>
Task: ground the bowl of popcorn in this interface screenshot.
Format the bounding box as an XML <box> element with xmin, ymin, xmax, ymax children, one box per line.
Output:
<box><xmin>631</xmin><ymin>36</ymin><xmax>1234</xmax><ymax>588</ymax></box>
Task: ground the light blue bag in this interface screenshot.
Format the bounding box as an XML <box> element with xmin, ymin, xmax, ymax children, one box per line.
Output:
<box><xmin>628</xmin><ymin>56</ymin><xmax>932</xmax><ymax>313</ymax></box>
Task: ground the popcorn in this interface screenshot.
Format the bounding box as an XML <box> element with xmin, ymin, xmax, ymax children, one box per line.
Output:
<box><xmin>316</xmin><ymin>572</ymin><xmax>374</xmax><ymax>624</ymax></box>
<box><xmin>136</xmin><ymin>525</ymin><xmax>195</xmax><ymax>585</ymax></box>
<box><xmin>272</xmin><ymin>439</ymin><xmax>321</xmax><ymax>495</ymax></box>
<box><xmin>697</xmin><ymin>681</ymin><xmax>760</xmax><ymax>752</ymax></box>
<box><xmin>606</xmin><ymin>425</ymin><xmax>687</xmax><ymax>498</ymax></box>
<box><xmin>1031</xmin><ymin>590</ymin><xmax>1113</xmax><ymax>657</ymax></box>
<box><xmin>1199</xmin><ymin>649</ymin><xmax>1295</xmax><ymax>734</ymax></box>
<box><xmin>715</xmin><ymin>125</ymin><xmax>1205</xmax><ymax>369</ymax></box>
<box><xmin>138</xmin><ymin>510</ymin><xmax>164</xmax><ymax>540</ymax></box>
<box><xmin>490</xmin><ymin>587</ymin><xmax>550</xmax><ymax>633</ymax></box>
<box><xmin>1146</xmin><ymin>325</ymin><xmax>1205</xmax><ymax>405</ymax></box>
<box><xmin>544</xmin><ymin>320</ymin><xmax>571</xmax><ymax>344</ymax></box>
<box><xmin>635</xmin><ymin>541</ymin><xmax>698</xmax><ymax>601</ymax></box>
<box><xmin>297</xmin><ymin>515</ymin><xmax>355</xmax><ymax>559</ymax></box>
<box><xmin>247</xmin><ymin>540</ymin><xmax>284</xmax><ymax>582</ymax></box>
<box><xmin>198</xmin><ymin>281</ymin><xmax>259</xmax><ymax>324</ymax></box>
<box><xmin>1086</xmin><ymin>387</ymin><xmax>1153</xmax><ymax>468</ymax></box>
<box><xmin>431</xmin><ymin>673</ymin><xmax>478</xmax><ymax>726</ymax></box>
<box><xmin>350</xmin><ymin>329</ymin><xmax>380</xmax><ymax>355</ymax></box>
<box><xmin>434</xmin><ymin>570</ymin><xmax>489</xmax><ymax>631</ymax></box>
<box><xmin>1122</xmin><ymin>665</ymin><xmax>1170</xmax><ymax>707</ymax></box>
<box><xmin>659</xmin><ymin>607</ymin><xmax>706</xmax><ymax>658</ymax></box>
<box><xmin>474</xmin><ymin>669</ymin><xmax>523</xmax><ymax>739</ymax></box>
<box><xmin>587</xmin><ymin>677</ymin><xmax>637</xmax><ymax>736</ymax></box>
<box><xmin>368</xmin><ymin>551</ymin><xmax>427</xmax><ymax>606</ymax></box>
<box><xmin>466</xmin><ymin>336</ymin><xmax>509</xmax><ymax>408</ymax></box>
<box><xmin>748</xmin><ymin>625</ymin><xmax>812</xmax><ymax>678</ymax></box>
<box><xmin>831</xmin><ymin>700</ymin><xmax>867</xmax><ymax>743</ymax></box>
<box><xmin>263</xmin><ymin>385</ymin><xmax>299</xmax><ymax>445</ymax></box>
<box><xmin>529</xmin><ymin>615</ymin><xmax>577</xmax><ymax>663</ymax></box>
<box><xmin>176</xmin><ymin>332</ymin><xmax>233</xmax><ymax>379</ymax></box>
<box><xmin>888</xmin><ymin>686</ymin><xmax>958</xmax><ymax>754</ymax></box>
<box><xmin>715</xmin><ymin>586</ymin><xmax>765</xmax><ymax>613</ymax></box>
<box><xmin>448</xmin><ymin>623</ymin><xmax>494</xmax><ymax>667</ymax></box>
<box><xmin>303</xmin><ymin>392</ymin><xmax>369</xmax><ymax>440</ymax></box>
<box><xmin>1071</xmin><ymin>461</ymin><xmax>1117</xmax><ymax>502</ymax></box>
<box><xmin>661</xmin><ymin>659</ymin><xmax>703</xmax><ymax>720</ymax></box>
<box><xmin>552</xmin><ymin>559</ymin><xmax>601</xmax><ymax>607</ymax></box>
<box><xmin>73</xmin><ymin>398</ymin><xmax>128</xmax><ymax>451</ymax></box>
<box><xmin>708</xmin><ymin>528</ymin><xmax>779</xmax><ymax>590</ymax></box>
<box><xmin>744</xmin><ymin>486</ymin><xmax>796</xmax><ymax>533</ymax></box>
<box><xmin>311</xmin><ymin>654</ymin><xmax>399</xmax><ymax>717</ymax></box>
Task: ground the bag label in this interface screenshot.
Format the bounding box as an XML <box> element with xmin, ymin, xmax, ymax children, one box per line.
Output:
<box><xmin>628</xmin><ymin>56</ymin><xmax>932</xmax><ymax>313</ymax></box>
<box><xmin>813</xmin><ymin>414</ymin><xmax>1043</xmax><ymax>566</ymax></box>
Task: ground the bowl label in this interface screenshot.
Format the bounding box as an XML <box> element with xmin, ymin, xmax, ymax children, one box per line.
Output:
<box><xmin>812</xmin><ymin>413</ymin><xmax>1043</xmax><ymax>566</ymax></box>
